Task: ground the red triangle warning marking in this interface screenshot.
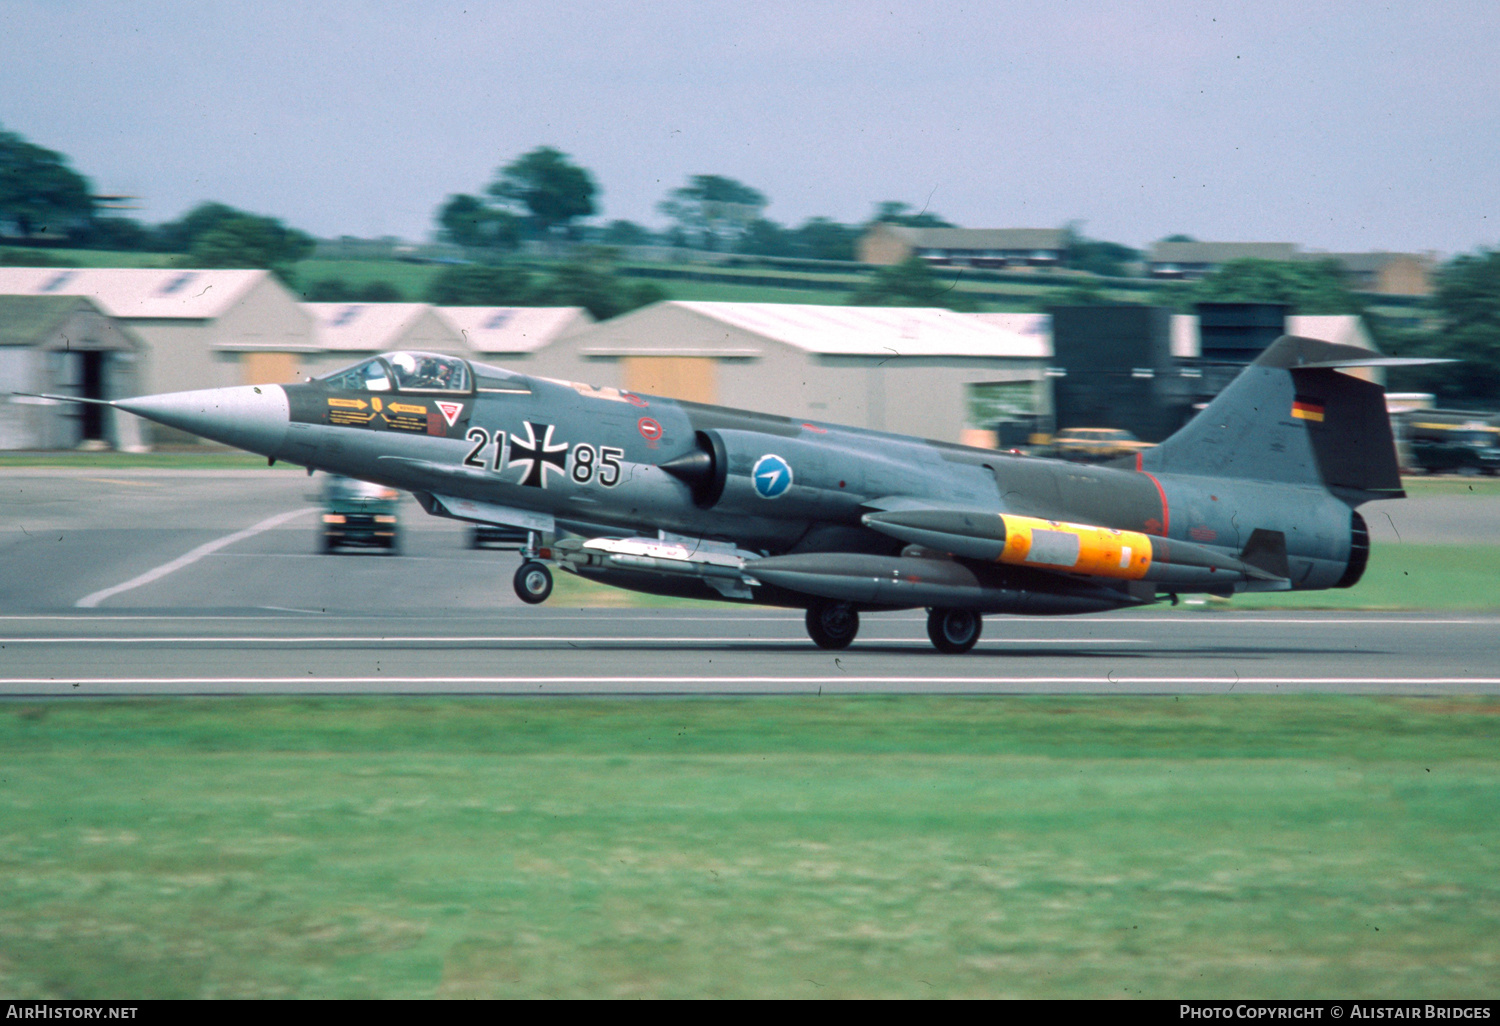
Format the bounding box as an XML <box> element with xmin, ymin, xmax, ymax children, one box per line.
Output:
<box><xmin>435</xmin><ymin>401</ymin><xmax>464</xmax><ymax>427</ymax></box>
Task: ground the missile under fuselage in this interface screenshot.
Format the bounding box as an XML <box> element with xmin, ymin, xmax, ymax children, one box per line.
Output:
<box><xmin>861</xmin><ymin>509</ymin><xmax>1285</xmax><ymax>589</ymax></box>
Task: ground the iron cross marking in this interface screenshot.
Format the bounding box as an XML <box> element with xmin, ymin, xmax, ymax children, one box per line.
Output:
<box><xmin>509</xmin><ymin>421</ymin><xmax>569</xmax><ymax>488</ymax></box>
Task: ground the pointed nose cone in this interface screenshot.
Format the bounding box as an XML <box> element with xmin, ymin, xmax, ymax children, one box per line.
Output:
<box><xmin>114</xmin><ymin>385</ymin><xmax>290</xmax><ymax>457</ymax></box>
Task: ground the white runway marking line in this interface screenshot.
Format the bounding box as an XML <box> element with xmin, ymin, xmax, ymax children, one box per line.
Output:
<box><xmin>1</xmin><ymin>612</ymin><xmax>1491</xmax><ymax>625</ymax></box>
<box><xmin>74</xmin><ymin>507</ymin><xmax>318</xmax><ymax>609</ymax></box>
<box><xmin>5</xmin><ymin>676</ymin><xmax>1500</xmax><ymax>687</ymax></box>
<box><xmin>0</xmin><ymin>636</ymin><xmax>1150</xmax><ymax>645</ymax></box>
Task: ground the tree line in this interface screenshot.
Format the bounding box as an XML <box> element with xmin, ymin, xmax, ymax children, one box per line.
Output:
<box><xmin>3</xmin><ymin>126</ymin><xmax>1499</xmax><ymax>400</ymax></box>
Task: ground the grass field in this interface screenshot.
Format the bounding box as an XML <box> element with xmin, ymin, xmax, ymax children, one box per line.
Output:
<box><xmin>293</xmin><ymin>258</ymin><xmax>441</xmax><ymax>299</ymax></box>
<box><xmin>0</xmin><ymin>696</ymin><xmax>1495</xmax><ymax>999</ymax></box>
<box><xmin>16</xmin><ymin>247</ymin><xmax>1140</xmax><ymax>309</ymax></box>
<box><xmin>1228</xmin><ymin>543</ymin><xmax>1500</xmax><ymax>611</ymax></box>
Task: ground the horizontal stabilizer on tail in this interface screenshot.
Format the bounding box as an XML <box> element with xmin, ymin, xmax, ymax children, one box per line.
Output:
<box><xmin>1252</xmin><ymin>336</ymin><xmax>1453</xmax><ymax>370</ymax></box>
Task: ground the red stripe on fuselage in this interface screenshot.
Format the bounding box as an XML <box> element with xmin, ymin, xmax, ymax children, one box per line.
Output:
<box><xmin>1136</xmin><ymin>455</ymin><xmax>1171</xmax><ymax>537</ymax></box>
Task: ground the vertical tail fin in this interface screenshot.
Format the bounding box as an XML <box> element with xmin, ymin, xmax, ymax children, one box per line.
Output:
<box><xmin>1142</xmin><ymin>335</ymin><xmax>1405</xmax><ymax>502</ymax></box>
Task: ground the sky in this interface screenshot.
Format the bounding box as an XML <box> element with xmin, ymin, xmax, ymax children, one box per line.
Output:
<box><xmin>3</xmin><ymin>0</ymin><xmax>1497</xmax><ymax>255</ymax></box>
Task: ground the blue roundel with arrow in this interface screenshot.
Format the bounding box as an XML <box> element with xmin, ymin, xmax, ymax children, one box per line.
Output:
<box><xmin>751</xmin><ymin>454</ymin><xmax>793</xmax><ymax>499</ymax></box>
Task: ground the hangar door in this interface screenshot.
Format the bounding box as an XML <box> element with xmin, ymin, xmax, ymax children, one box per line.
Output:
<box><xmin>242</xmin><ymin>352</ymin><xmax>300</xmax><ymax>386</ymax></box>
<box><xmin>968</xmin><ymin>381</ymin><xmax>1046</xmax><ymax>448</ymax></box>
<box><xmin>621</xmin><ymin>356</ymin><xmax>717</xmax><ymax>405</ymax></box>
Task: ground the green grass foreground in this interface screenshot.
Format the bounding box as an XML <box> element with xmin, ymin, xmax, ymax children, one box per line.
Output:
<box><xmin>1</xmin><ymin>696</ymin><xmax>1497</xmax><ymax>998</ymax></box>
<box><xmin>1231</xmin><ymin>543</ymin><xmax>1500</xmax><ymax>611</ymax></box>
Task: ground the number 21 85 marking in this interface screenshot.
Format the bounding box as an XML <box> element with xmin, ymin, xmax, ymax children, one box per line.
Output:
<box><xmin>463</xmin><ymin>428</ymin><xmax>622</xmax><ymax>487</ymax></box>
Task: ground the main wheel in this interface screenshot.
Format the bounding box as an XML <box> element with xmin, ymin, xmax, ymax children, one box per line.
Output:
<box><xmin>805</xmin><ymin>601</ymin><xmax>859</xmax><ymax>650</ymax></box>
<box><xmin>514</xmin><ymin>561</ymin><xmax>553</xmax><ymax>604</ymax></box>
<box><xmin>927</xmin><ymin>607</ymin><xmax>982</xmax><ymax>654</ymax></box>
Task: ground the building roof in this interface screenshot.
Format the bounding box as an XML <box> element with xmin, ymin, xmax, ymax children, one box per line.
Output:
<box><xmin>436</xmin><ymin>306</ymin><xmax>593</xmax><ymax>354</ymax></box>
<box><xmin>1148</xmin><ymin>241</ymin><xmax>1301</xmax><ymax>265</ymax></box>
<box><xmin>303</xmin><ymin>302</ymin><xmax>447</xmax><ymax>352</ymax></box>
<box><xmin>1317</xmin><ymin>251</ymin><xmax>1432</xmax><ymax>274</ymax></box>
<box><xmin>968</xmin><ymin>312</ymin><xmax>1053</xmax><ymax>343</ymax></box>
<box><xmin>875</xmin><ymin>226</ymin><xmax>1068</xmax><ymax>252</ymax></box>
<box><xmin>666</xmin><ymin>302</ymin><xmax>1050</xmax><ymax>358</ymax></box>
<box><xmin>1284</xmin><ymin>315</ymin><xmax>1377</xmax><ymax>350</ymax></box>
<box><xmin>0</xmin><ymin>295</ymin><xmax>103</xmax><ymax>347</ymax></box>
<box><xmin>0</xmin><ymin>267</ymin><xmax>272</xmax><ymax>319</ymax></box>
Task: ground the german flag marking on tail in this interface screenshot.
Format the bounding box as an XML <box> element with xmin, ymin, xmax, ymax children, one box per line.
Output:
<box><xmin>1291</xmin><ymin>396</ymin><xmax>1325</xmax><ymax>422</ymax></box>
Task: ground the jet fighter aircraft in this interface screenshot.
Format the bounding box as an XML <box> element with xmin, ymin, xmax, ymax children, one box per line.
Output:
<box><xmin>29</xmin><ymin>337</ymin><xmax>1425</xmax><ymax>653</ymax></box>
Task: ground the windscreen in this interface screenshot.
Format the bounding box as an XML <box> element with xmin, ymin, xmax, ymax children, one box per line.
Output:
<box><xmin>385</xmin><ymin>351</ymin><xmax>470</xmax><ymax>392</ymax></box>
<box><xmin>319</xmin><ymin>357</ymin><xmax>392</xmax><ymax>392</ymax></box>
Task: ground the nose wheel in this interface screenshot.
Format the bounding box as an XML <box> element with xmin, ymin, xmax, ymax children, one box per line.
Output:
<box><xmin>805</xmin><ymin>600</ymin><xmax>859</xmax><ymax>650</ymax></box>
<box><xmin>927</xmin><ymin>607</ymin><xmax>982</xmax><ymax>654</ymax></box>
<box><xmin>514</xmin><ymin>560</ymin><xmax>554</xmax><ymax>604</ymax></box>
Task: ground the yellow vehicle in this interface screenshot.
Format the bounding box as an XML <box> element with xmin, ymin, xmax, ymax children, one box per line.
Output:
<box><xmin>1047</xmin><ymin>427</ymin><xmax>1153</xmax><ymax>464</ymax></box>
<box><xmin>1403</xmin><ymin>413</ymin><xmax>1500</xmax><ymax>475</ymax></box>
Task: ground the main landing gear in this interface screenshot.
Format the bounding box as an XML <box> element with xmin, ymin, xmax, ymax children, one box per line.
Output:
<box><xmin>801</xmin><ymin>602</ymin><xmax>985</xmax><ymax>653</ymax></box>
<box><xmin>926</xmin><ymin>607</ymin><xmax>982</xmax><ymax>654</ymax></box>
<box><xmin>514</xmin><ymin>561</ymin><xmax>553</xmax><ymax>604</ymax></box>
<box><xmin>805</xmin><ymin>600</ymin><xmax>859</xmax><ymax>650</ymax></box>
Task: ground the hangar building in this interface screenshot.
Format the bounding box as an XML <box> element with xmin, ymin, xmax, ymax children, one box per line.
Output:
<box><xmin>434</xmin><ymin>306</ymin><xmax>594</xmax><ymax>375</ymax></box>
<box><xmin>0</xmin><ymin>267</ymin><xmax>316</xmax><ymax>396</ymax></box>
<box><xmin>550</xmin><ymin>301</ymin><xmax>1052</xmax><ymax>444</ymax></box>
<box><xmin>303</xmin><ymin>302</ymin><xmax>468</xmax><ymax>376</ymax></box>
<box><xmin>0</xmin><ymin>295</ymin><xmax>145</xmax><ymax>450</ymax></box>
<box><xmin>1048</xmin><ymin>303</ymin><xmax>1378</xmax><ymax>442</ymax></box>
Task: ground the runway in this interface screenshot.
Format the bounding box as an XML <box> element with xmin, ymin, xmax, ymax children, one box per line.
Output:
<box><xmin>2</xmin><ymin>469</ymin><xmax>1498</xmax><ymax>696</ymax></box>
<box><xmin>2</xmin><ymin>609</ymin><xmax>1496</xmax><ymax>695</ymax></box>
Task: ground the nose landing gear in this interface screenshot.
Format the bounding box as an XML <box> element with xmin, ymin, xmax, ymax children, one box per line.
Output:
<box><xmin>513</xmin><ymin>530</ymin><xmax>554</xmax><ymax>605</ymax></box>
<box><xmin>514</xmin><ymin>560</ymin><xmax>553</xmax><ymax>604</ymax></box>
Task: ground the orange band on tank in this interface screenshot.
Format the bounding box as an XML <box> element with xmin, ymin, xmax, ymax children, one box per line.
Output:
<box><xmin>997</xmin><ymin>514</ymin><xmax>1154</xmax><ymax>580</ymax></box>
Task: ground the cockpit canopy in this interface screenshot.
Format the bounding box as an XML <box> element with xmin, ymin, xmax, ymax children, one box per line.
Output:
<box><xmin>319</xmin><ymin>352</ymin><xmax>471</xmax><ymax>393</ymax></box>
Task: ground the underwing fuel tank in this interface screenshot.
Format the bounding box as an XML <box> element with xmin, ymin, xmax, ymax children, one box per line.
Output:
<box><xmin>746</xmin><ymin>552</ymin><xmax>1147</xmax><ymax>614</ymax></box>
<box><xmin>861</xmin><ymin>509</ymin><xmax>1287</xmax><ymax>589</ymax></box>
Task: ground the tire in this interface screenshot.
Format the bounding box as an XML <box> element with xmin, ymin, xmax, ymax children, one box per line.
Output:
<box><xmin>927</xmin><ymin>607</ymin><xmax>982</xmax><ymax>654</ymax></box>
<box><xmin>805</xmin><ymin>601</ymin><xmax>859</xmax><ymax>650</ymax></box>
<box><xmin>321</xmin><ymin>531</ymin><xmax>338</xmax><ymax>554</ymax></box>
<box><xmin>514</xmin><ymin>561</ymin><xmax>553</xmax><ymax>604</ymax></box>
<box><xmin>385</xmin><ymin>532</ymin><xmax>401</xmax><ymax>556</ymax></box>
